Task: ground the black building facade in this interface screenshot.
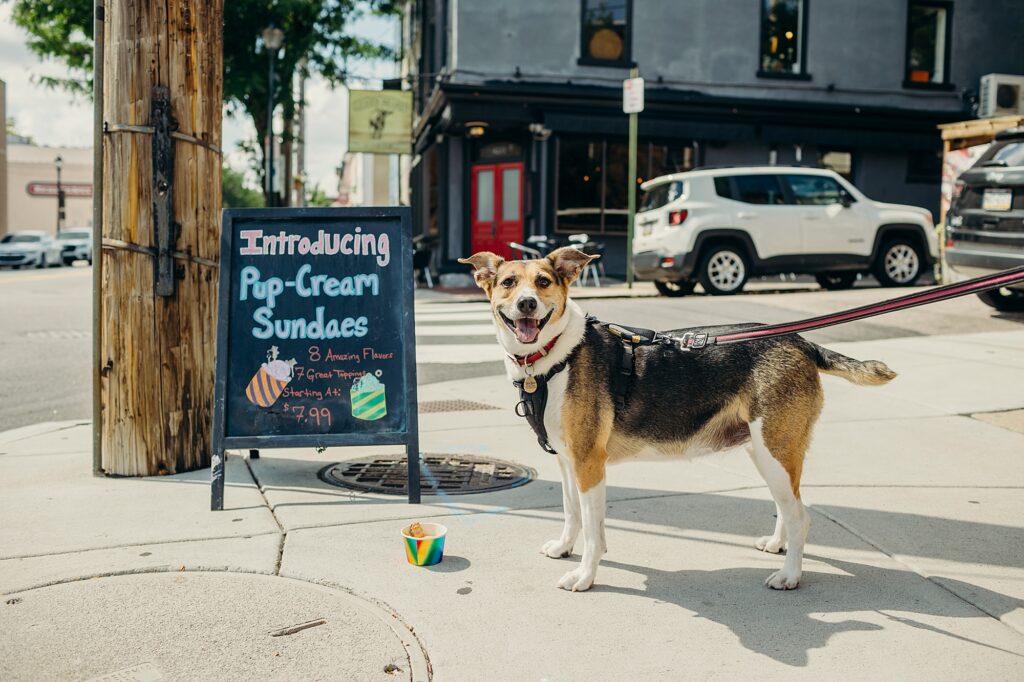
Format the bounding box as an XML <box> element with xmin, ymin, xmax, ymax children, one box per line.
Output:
<box><xmin>404</xmin><ymin>0</ymin><xmax>1024</xmax><ymax>276</ymax></box>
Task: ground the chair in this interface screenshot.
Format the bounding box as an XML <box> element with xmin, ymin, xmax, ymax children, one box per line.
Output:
<box><xmin>413</xmin><ymin>248</ymin><xmax>434</xmax><ymax>288</ymax></box>
<box><xmin>509</xmin><ymin>242</ymin><xmax>543</xmax><ymax>260</ymax></box>
<box><xmin>568</xmin><ymin>234</ymin><xmax>603</xmax><ymax>287</ymax></box>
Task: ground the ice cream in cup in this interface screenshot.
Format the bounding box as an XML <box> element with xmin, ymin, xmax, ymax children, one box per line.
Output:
<box><xmin>351</xmin><ymin>371</ymin><xmax>387</xmax><ymax>421</ymax></box>
<box><xmin>246</xmin><ymin>347</ymin><xmax>296</xmax><ymax>408</ymax></box>
<box><xmin>402</xmin><ymin>522</ymin><xmax>447</xmax><ymax>566</ymax></box>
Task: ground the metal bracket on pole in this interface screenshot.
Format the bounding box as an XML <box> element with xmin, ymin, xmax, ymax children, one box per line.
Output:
<box><xmin>151</xmin><ymin>86</ymin><xmax>178</xmax><ymax>297</ymax></box>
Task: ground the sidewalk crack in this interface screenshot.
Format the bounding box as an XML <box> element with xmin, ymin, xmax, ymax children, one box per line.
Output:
<box><xmin>244</xmin><ymin>457</ymin><xmax>286</xmax><ymax>576</ymax></box>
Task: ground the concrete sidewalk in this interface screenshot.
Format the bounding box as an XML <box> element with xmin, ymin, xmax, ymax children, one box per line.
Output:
<box><xmin>3</xmin><ymin>331</ymin><xmax>1024</xmax><ymax>680</ymax></box>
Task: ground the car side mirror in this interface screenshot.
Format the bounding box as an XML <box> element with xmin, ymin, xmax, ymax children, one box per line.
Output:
<box><xmin>838</xmin><ymin>192</ymin><xmax>853</xmax><ymax>208</ymax></box>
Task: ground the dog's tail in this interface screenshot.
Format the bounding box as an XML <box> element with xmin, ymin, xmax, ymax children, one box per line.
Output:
<box><xmin>811</xmin><ymin>345</ymin><xmax>896</xmax><ymax>386</ymax></box>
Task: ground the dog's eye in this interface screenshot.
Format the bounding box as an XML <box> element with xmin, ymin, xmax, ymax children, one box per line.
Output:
<box><xmin>501</xmin><ymin>277</ymin><xmax>516</xmax><ymax>288</ymax></box>
<box><xmin>536</xmin><ymin>277</ymin><xmax>551</xmax><ymax>288</ymax></box>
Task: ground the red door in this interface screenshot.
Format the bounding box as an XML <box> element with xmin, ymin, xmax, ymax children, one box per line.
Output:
<box><xmin>471</xmin><ymin>162</ymin><xmax>523</xmax><ymax>259</ymax></box>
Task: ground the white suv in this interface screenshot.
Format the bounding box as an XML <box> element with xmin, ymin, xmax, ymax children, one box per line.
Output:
<box><xmin>633</xmin><ymin>166</ymin><xmax>938</xmax><ymax>296</ymax></box>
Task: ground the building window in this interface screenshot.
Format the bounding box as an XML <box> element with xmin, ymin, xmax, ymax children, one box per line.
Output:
<box><xmin>906</xmin><ymin>150</ymin><xmax>943</xmax><ymax>184</ymax></box>
<box><xmin>579</xmin><ymin>1</ymin><xmax>632</xmax><ymax>67</ymax></box>
<box><xmin>819</xmin><ymin>150</ymin><xmax>853</xmax><ymax>181</ymax></box>
<box><xmin>555</xmin><ymin>137</ymin><xmax>695</xmax><ymax>234</ymax></box>
<box><xmin>759</xmin><ymin>0</ymin><xmax>808</xmax><ymax>79</ymax></box>
<box><xmin>905</xmin><ymin>1</ymin><xmax>952</xmax><ymax>88</ymax></box>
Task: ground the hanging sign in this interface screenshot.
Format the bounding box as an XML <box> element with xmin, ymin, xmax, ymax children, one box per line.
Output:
<box><xmin>348</xmin><ymin>89</ymin><xmax>413</xmax><ymax>155</ymax></box>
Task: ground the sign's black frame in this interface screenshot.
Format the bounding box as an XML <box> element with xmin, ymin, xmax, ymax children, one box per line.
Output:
<box><xmin>210</xmin><ymin>207</ymin><xmax>420</xmax><ymax>510</ymax></box>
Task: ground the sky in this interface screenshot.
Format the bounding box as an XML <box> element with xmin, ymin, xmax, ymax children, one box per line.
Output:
<box><xmin>0</xmin><ymin>4</ymin><xmax>398</xmax><ymax>195</ymax></box>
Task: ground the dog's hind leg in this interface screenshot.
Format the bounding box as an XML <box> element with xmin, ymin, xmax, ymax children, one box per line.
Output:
<box><xmin>755</xmin><ymin>503</ymin><xmax>787</xmax><ymax>554</ymax></box>
<box><xmin>747</xmin><ymin>418</ymin><xmax>811</xmax><ymax>590</ymax></box>
<box><xmin>542</xmin><ymin>455</ymin><xmax>582</xmax><ymax>558</ymax></box>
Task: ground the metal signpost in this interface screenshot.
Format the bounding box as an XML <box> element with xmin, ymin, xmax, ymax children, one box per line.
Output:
<box><xmin>623</xmin><ymin>69</ymin><xmax>644</xmax><ymax>288</ymax></box>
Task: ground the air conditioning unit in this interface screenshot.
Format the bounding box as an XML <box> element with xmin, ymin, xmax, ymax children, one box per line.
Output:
<box><xmin>978</xmin><ymin>74</ymin><xmax>1024</xmax><ymax>118</ymax></box>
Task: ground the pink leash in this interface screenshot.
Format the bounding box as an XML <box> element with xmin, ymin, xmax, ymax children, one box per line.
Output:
<box><xmin>675</xmin><ymin>265</ymin><xmax>1024</xmax><ymax>349</ymax></box>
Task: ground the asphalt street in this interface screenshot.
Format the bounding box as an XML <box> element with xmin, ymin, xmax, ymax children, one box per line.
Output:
<box><xmin>1</xmin><ymin>265</ymin><xmax>1022</xmax><ymax>431</ymax></box>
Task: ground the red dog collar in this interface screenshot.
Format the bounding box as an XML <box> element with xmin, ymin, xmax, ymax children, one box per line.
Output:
<box><xmin>510</xmin><ymin>335</ymin><xmax>561</xmax><ymax>366</ymax></box>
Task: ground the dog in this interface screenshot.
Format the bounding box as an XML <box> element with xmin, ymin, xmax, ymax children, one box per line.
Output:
<box><xmin>459</xmin><ymin>247</ymin><xmax>896</xmax><ymax>592</ymax></box>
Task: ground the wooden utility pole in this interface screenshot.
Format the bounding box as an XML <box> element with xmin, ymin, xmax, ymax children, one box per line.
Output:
<box><xmin>99</xmin><ymin>0</ymin><xmax>224</xmax><ymax>475</ymax></box>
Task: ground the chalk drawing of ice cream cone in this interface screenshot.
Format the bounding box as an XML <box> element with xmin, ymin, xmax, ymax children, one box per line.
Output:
<box><xmin>245</xmin><ymin>346</ymin><xmax>297</xmax><ymax>408</ymax></box>
<box><xmin>351</xmin><ymin>370</ymin><xmax>387</xmax><ymax>421</ymax></box>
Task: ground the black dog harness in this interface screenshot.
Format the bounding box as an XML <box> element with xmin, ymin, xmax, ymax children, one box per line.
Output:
<box><xmin>512</xmin><ymin>316</ymin><xmax>662</xmax><ymax>454</ymax></box>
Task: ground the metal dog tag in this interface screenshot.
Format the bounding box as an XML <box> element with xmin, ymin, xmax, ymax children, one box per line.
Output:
<box><xmin>523</xmin><ymin>375</ymin><xmax>538</xmax><ymax>393</ymax></box>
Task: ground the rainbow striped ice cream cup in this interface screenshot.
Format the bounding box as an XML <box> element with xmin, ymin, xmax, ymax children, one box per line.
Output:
<box><xmin>402</xmin><ymin>523</ymin><xmax>447</xmax><ymax>567</ymax></box>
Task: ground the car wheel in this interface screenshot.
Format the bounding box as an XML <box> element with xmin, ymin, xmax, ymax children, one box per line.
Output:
<box><xmin>977</xmin><ymin>288</ymin><xmax>1024</xmax><ymax>312</ymax></box>
<box><xmin>816</xmin><ymin>272</ymin><xmax>857</xmax><ymax>290</ymax></box>
<box><xmin>63</xmin><ymin>256</ymin><xmax>75</xmax><ymax>266</ymax></box>
<box><xmin>37</xmin><ymin>255</ymin><xmax>47</xmax><ymax>269</ymax></box>
<box><xmin>654</xmin><ymin>280</ymin><xmax>696</xmax><ymax>297</ymax></box>
<box><xmin>874</xmin><ymin>240</ymin><xmax>922</xmax><ymax>287</ymax></box>
<box><xmin>699</xmin><ymin>245</ymin><xmax>749</xmax><ymax>295</ymax></box>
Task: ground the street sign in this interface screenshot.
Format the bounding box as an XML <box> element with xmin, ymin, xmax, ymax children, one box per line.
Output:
<box><xmin>348</xmin><ymin>89</ymin><xmax>413</xmax><ymax>155</ymax></box>
<box><xmin>211</xmin><ymin>207</ymin><xmax>420</xmax><ymax>510</ymax></box>
<box><xmin>623</xmin><ymin>77</ymin><xmax>645</xmax><ymax>114</ymax></box>
<box><xmin>26</xmin><ymin>182</ymin><xmax>92</xmax><ymax>197</ymax></box>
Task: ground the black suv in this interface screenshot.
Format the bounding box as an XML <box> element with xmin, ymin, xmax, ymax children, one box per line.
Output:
<box><xmin>947</xmin><ymin>128</ymin><xmax>1024</xmax><ymax>311</ymax></box>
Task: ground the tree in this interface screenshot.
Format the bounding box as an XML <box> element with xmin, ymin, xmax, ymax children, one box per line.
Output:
<box><xmin>222</xmin><ymin>165</ymin><xmax>265</xmax><ymax>208</ymax></box>
<box><xmin>11</xmin><ymin>0</ymin><xmax>399</xmax><ymax>203</ymax></box>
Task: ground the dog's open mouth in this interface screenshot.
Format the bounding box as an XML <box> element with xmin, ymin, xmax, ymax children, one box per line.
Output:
<box><xmin>499</xmin><ymin>309</ymin><xmax>553</xmax><ymax>345</ymax></box>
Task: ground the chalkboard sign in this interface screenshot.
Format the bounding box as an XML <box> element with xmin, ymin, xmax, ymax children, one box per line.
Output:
<box><xmin>211</xmin><ymin>207</ymin><xmax>419</xmax><ymax>510</ymax></box>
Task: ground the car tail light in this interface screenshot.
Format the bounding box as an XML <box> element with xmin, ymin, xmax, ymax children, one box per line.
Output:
<box><xmin>952</xmin><ymin>180</ymin><xmax>965</xmax><ymax>200</ymax></box>
<box><xmin>669</xmin><ymin>210</ymin><xmax>688</xmax><ymax>225</ymax></box>
<box><xmin>660</xmin><ymin>257</ymin><xmax>675</xmax><ymax>268</ymax></box>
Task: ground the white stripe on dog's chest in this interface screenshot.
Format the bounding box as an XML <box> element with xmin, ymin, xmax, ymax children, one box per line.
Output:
<box><xmin>543</xmin><ymin>370</ymin><xmax>569</xmax><ymax>454</ymax></box>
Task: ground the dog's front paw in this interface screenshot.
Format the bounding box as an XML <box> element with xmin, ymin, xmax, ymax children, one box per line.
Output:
<box><xmin>755</xmin><ymin>535</ymin><xmax>786</xmax><ymax>554</ymax></box>
<box><xmin>557</xmin><ymin>566</ymin><xmax>595</xmax><ymax>592</ymax></box>
<box><xmin>765</xmin><ymin>569</ymin><xmax>801</xmax><ymax>590</ymax></box>
<box><xmin>541</xmin><ymin>539</ymin><xmax>573</xmax><ymax>558</ymax></box>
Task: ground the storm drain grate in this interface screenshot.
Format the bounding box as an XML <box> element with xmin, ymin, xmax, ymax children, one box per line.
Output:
<box><xmin>319</xmin><ymin>454</ymin><xmax>534</xmax><ymax>496</ymax></box>
<box><xmin>418</xmin><ymin>399</ymin><xmax>500</xmax><ymax>413</ymax></box>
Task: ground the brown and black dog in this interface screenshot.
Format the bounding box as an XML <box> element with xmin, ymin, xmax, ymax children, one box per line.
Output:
<box><xmin>460</xmin><ymin>247</ymin><xmax>896</xmax><ymax>592</ymax></box>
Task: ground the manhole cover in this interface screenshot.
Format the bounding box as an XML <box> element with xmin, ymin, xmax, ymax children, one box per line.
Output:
<box><xmin>418</xmin><ymin>399</ymin><xmax>500</xmax><ymax>413</ymax></box>
<box><xmin>319</xmin><ymin>454</ymin><xmax>534</xmax><ymax>496</ymax></box>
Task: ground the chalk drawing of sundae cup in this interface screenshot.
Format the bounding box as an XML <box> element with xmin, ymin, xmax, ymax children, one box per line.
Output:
<box><xmin>351</xmin><ymin>370</ymin><xmax>387</xmax><ymax>421</ymax></box>
<box><xmin>245</xmin><ymin>346</ymin><xmax>297</xmax><ymax>408</ymax></box>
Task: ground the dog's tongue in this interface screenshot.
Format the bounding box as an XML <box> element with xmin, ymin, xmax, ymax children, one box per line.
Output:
<box><xmin>514</xmin><ymin>318</ymin><xmax>540</xmax><ymax>344</ymax></box>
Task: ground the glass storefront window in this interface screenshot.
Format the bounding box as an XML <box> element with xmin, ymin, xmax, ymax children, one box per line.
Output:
<box><xmin>555</xmin><ymin>137</ymin><xmax>696</xmax><ymax>234</ymax></box>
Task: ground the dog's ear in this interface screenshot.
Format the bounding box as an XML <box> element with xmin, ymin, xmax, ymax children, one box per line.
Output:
<box><xmin>458</xmin><ymin>252</ymin><xmax>505</xmax><ymax>291</ymax></box>
<box><xmin>547</xmin><ymin>247</ymin><xmax>599</xmax><ymax>284</ymax></box>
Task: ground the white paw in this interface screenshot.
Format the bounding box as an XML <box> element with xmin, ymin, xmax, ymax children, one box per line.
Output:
<box><xmin>755</xmin><ymin>535</ymin><xmax>786</xmax><ymax>554</ymax></box>
<box><xmin>541</xmin><ymin>539</ymin><xmax>573</xmax><ymax>558</ymax></box>
<box><xmin>765</xmin><ymin>569</ymin><xmax>801</xmax><ymax>590</ymax></box>
<box><xmin>557</xmin><ymin>566</ymin><xmax>596</xmax><ymax>592</ymax></box>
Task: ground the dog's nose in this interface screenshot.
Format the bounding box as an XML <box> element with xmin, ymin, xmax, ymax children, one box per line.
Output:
<box><xmin>517</xmin><ymin>297</ymin><xmax>538</xmax><ymax>314</ymax></box>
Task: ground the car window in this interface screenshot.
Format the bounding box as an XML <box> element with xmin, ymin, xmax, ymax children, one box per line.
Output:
<box><xmin>2</xmin><ymin>234</ymin><xmax>41</xmax><ymax>243</ymax></box>
<box><xmin>639</xmin><ymin>181</ymin><xmax>684</xmax><ymax>212</ymax></box>
<box><xmin>713</xmin><ymin>177</ymin><xmax>733</xmax><ymax>199</ymax></box>
<box><xmin>979</xmin><ymin>141</ymin><xmax>1024</xmax><ymax>168</ymax></box>
<box><xmin>61</xmin><ymin>230</ymin><xmax>91</xmax><ymax>240</ymax></box>
<box><xmin>783</xmin><ymin>175</ymin><xmax>845</xmax><ymax>205</ymax></box>
<box><xmin>730</xmin><ymin>175</ymin><xmax>787</xmax><ymax>205</ymax></box>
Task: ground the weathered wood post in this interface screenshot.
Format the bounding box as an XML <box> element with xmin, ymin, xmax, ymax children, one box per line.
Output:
<box><xmin>100</xmin><ymin>0</ymin><xmax>224</xmax><ymax>475</ymax></box>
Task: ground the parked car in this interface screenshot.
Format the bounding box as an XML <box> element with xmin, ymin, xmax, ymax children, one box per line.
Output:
<box><xmin>633</xmin><ymin>166</ymin><xmax>938</xmax><ymax>296</ymax></box>
<box><xmin>946</xmin><ymin>127</ymin><xmax>1024</xmax><ymax>312</ymax></box>
<box><xmin>57</xmin><ymin>227</ymin><xmax>94</xmax><ymax>265</ymax></box>
<box><xmin>0</xmin><ymin>231</ymin><xmax>64</xmax><ymax>269</ymax></box>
